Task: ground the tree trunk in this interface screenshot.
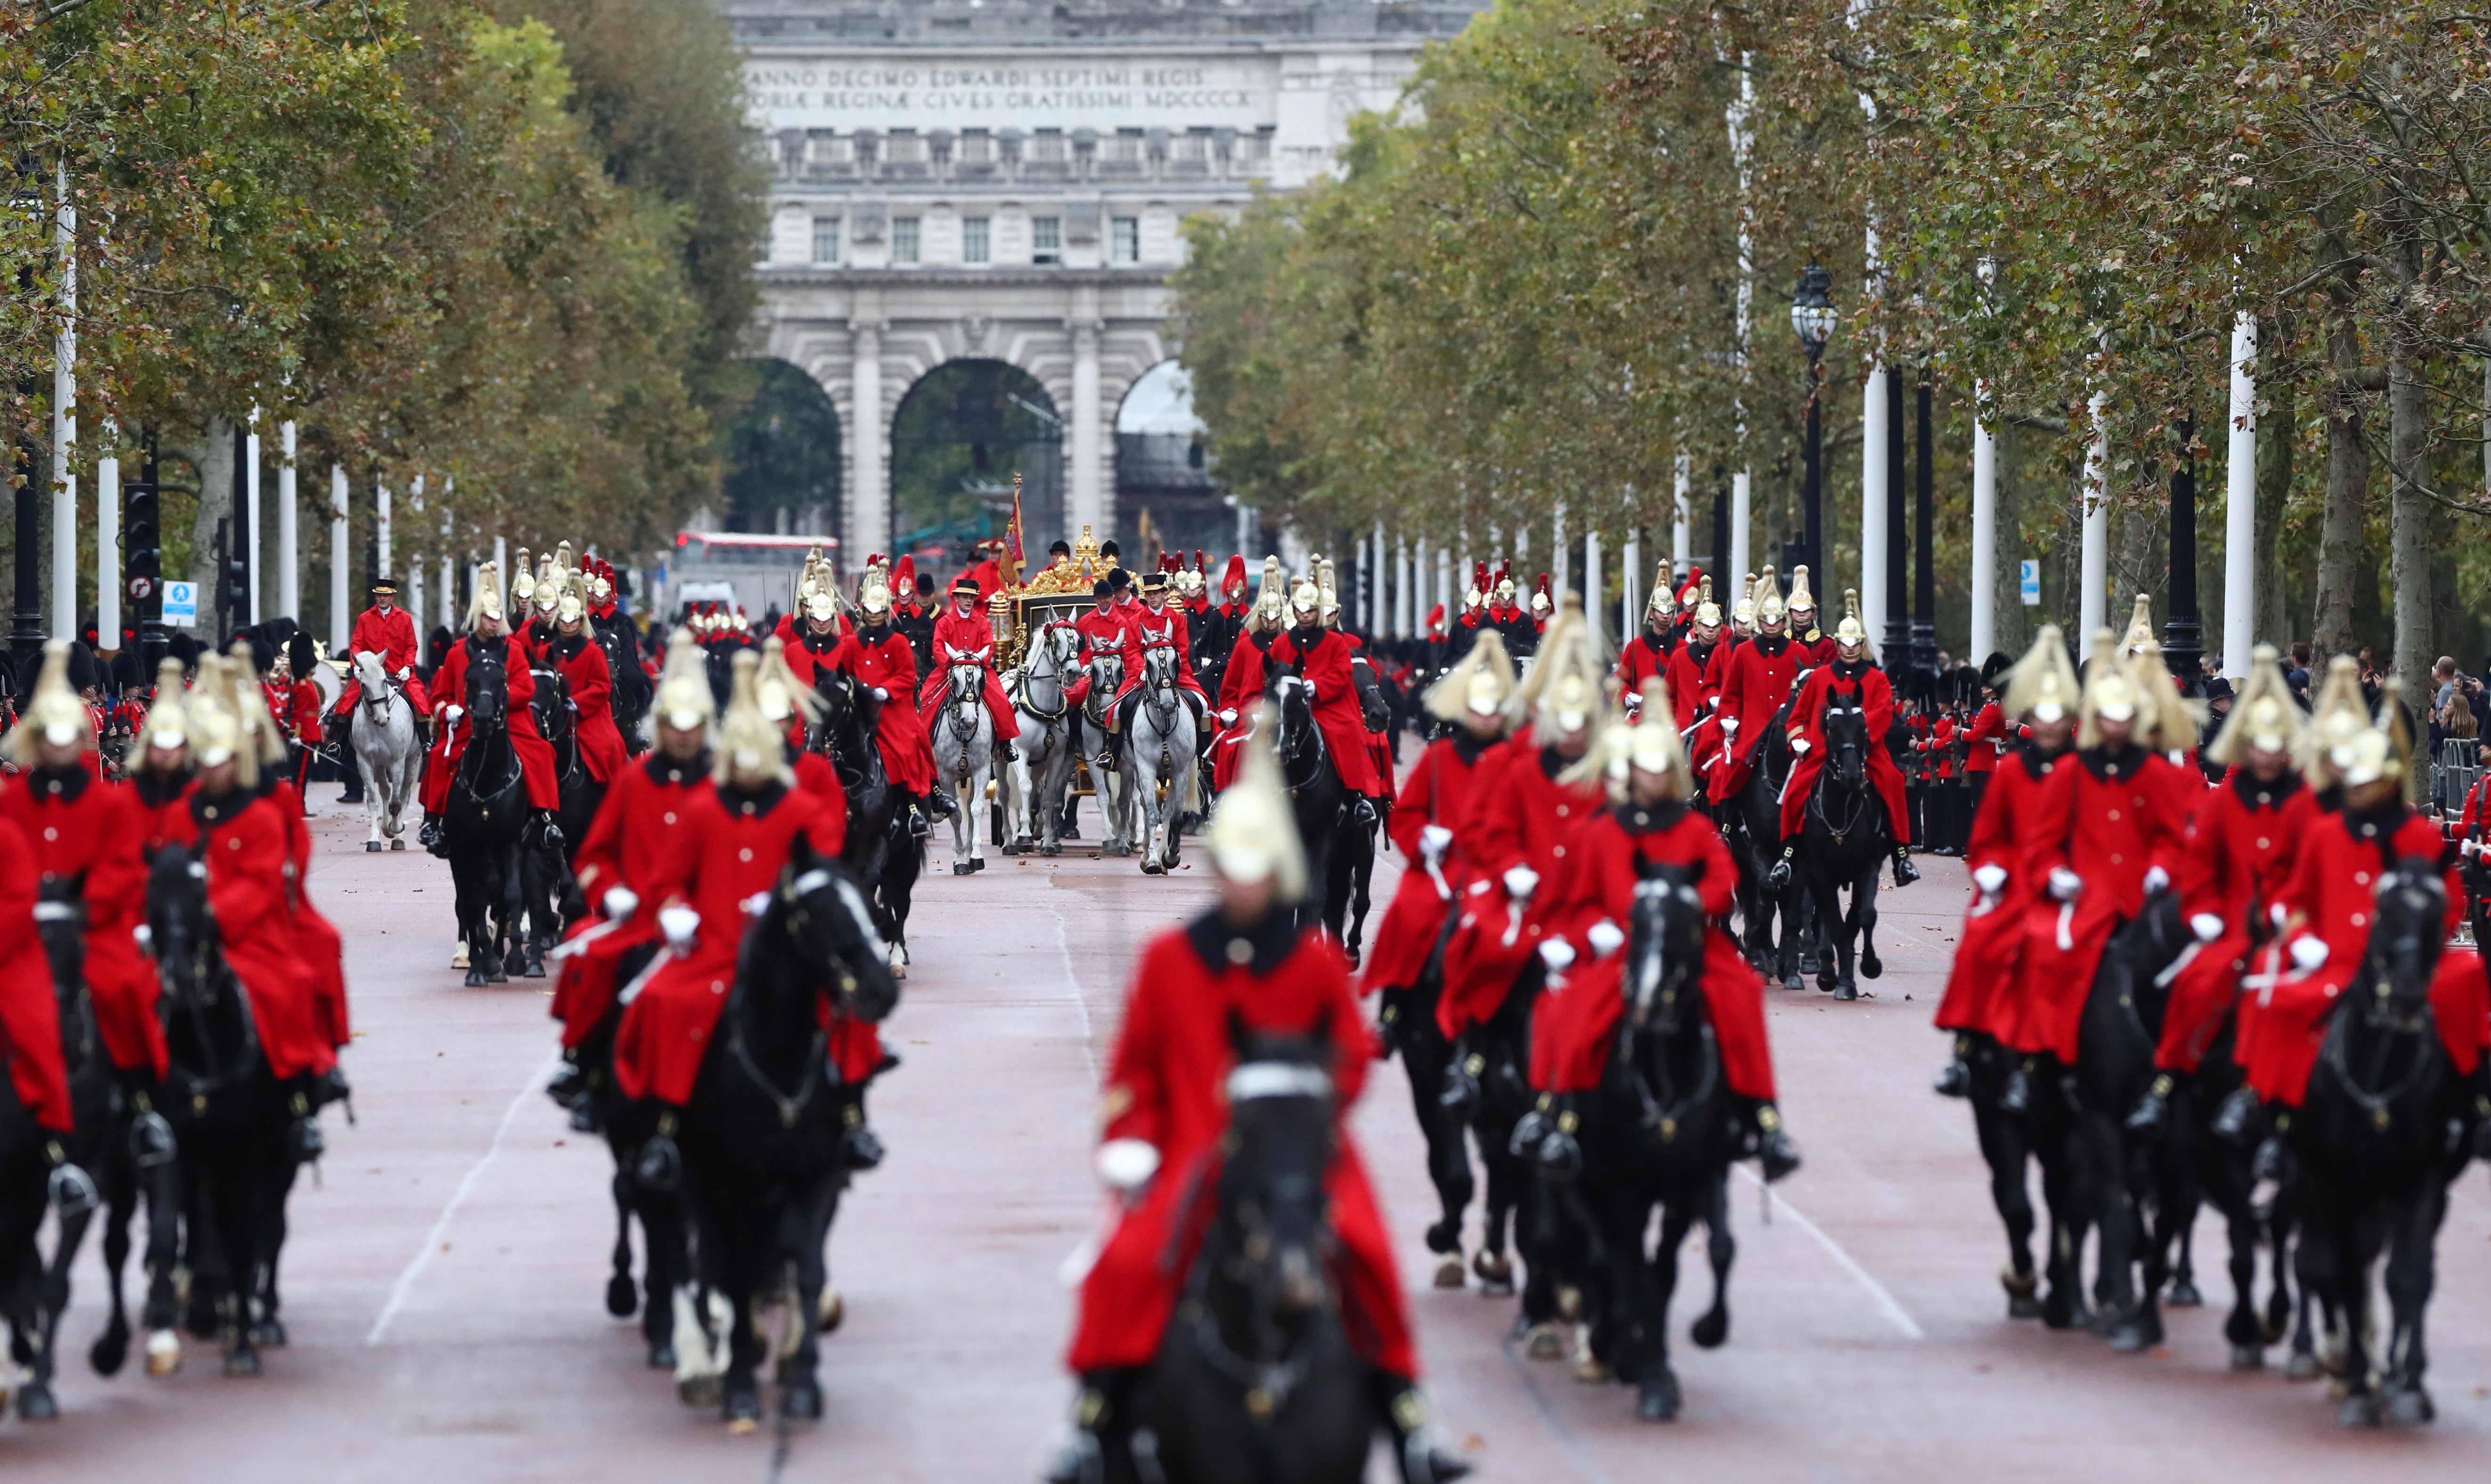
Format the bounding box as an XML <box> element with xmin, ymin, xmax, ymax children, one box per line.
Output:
<box><xmin>2253</xmin><ymin>351</ymin><xmax>2294</xmax><ymax>648</ymax></box>
<box><xmin>2312</xmin><ymin>316</ymin><xmax>2369</xmax><ymax>657</ymax></box>
<box><xmin>2387</xmin><ymin>334</ymin><xmax>2434</xmax><ymax>755</ymax></box>
<box><xmin>191</xmin><ymin>416</ymin><xmax>234</xmax><ymax>602</ymax></box>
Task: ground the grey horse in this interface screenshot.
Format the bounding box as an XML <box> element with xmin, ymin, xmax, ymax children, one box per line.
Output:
<box><xmin>1004</xmin><ymin>620</ymin><xmax>1082</xmax><ymax>858</ymax></box>
<box><xmin>929</xmin><ymin>651</ymin><xmax>998</xmax><ymax>875</ymax></box>
<box><xmin>349</xmin><ymin>650</ymin><xmax>422</xmax><ymax>852</ymax></box>
<box><xmin>1077</xmin><ymin>650</ymin><xmax>1134</xmax><ymax>858</ymax></box>
<box><xmin>1126</xmin><ymin>642</ymin><xmax>1199</xmax><ymax>875</ymax></box>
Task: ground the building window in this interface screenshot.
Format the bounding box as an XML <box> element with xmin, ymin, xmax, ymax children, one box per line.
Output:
<box><xmin>885</xmin><ymin>130</ymin><xmax>925</xmax><ymax>164</ymax></box>
<box><xmin>1031</xmin><ymin>129</ymin><xmax>1066</xmax><ymax>163</ymax></box>
<box><xmin>1111</xmin><ymin>216</ymin><xmax>1140</xmax><ymax>266</ymax></box>
<box><xmin>1032</xmin><ymin>216</ymin><xmax>1062</xmax><ymax>265</ymax></box>
<box><xmin>960</xmin><ymin>130</ymin><xmax>993</xmax><ymax>164</ymax></box>
<box><xmin>1106</xmin><ymin>129</ymin><xmax>1144</xmax><ymax>164</ymax></box>
<box><xmin>811</xmin><ymin>216</ymin><xmax>842</xmax><ymax>265</ymax></box>
<box><xmin>893</xmin><ymin>216</ymin><xmax>920</xmax><ymax>264</ymax></box>
<box><xmin>963</xmin><ymin>216</ymin><xmax>991</xmax><ymax>264</ymax></box>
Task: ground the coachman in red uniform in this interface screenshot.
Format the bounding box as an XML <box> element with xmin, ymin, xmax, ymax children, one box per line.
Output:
<box><xmin>332</xmin><ymin>577</ymin><xmax>431</xmax><ymax>723</ymax></box>
<box><xmin>2125</xmin><ymin>646</ymin><xmax>2316</xmax><ymax>1134</ymax></box>
<box><xmin>1362</xmin><ymin>630</ymin><xmax>1515</xmax><ymax>1013</ymax></box>
<box><xmin>1523</xmin><ymin>678</ymin><xmax>1802</xmax><ymax>1181</ymax></box>
<box><xmin>1107</xmin><ymin>569</ymin><xmax>1208</xmax><ymax>727</ymax></box>
<box><xmin>1933</xmin><ymin>628</ymin><xmax>2079</xmax><ymax>1097</ymax></box>
<box><xmin>831</xmin><ymin>563</ymin><xmax>953</xmax><ymax>832</ymax></box>
<box><xmin>915</xmin><ymin>575</ymin><xmax>1022</xmax><ymax>743</ymax></box>
<box><xmin>1766</xmin><ymin>592</ymin><xmax>1918</xmax><ymax>889</ymax></box>
<box><xmin>419</xmin><ymin>564</ymin><xmax>565</xmax><ymax>852</ymax></box>
<box><xmin>1047</xmin><ymin>710</ymin><xmax>1468</xmax><ymax>1484</ymax></box>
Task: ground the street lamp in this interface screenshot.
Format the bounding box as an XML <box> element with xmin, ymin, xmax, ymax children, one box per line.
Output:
<box><xmin>1789</xmin><ymin>262</ymin><xmax>1835</xmax><ymax>587</ymax></box>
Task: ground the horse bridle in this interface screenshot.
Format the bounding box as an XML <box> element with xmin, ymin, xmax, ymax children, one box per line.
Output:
<box><xmin>1615</xmin><ymin>880</ymin><xmax>1719</xmax><ymax>1142</ymax></box>
<box><xmin>1809</xmin><ymin>705</ymin><xmax>1871</xmax><ymax>844</ymax></box>
<box><xmin>1013</xmin><ymin>624</ymin><xmax>1076</xmax><ymax>726</ymax></box>
<box><xmin>157</xmin><ymin>863</ymin><xmax>264</xmax><ymax>1101</ymax></box>
<box><xmin>1273</xmin><ymin>681</ymin><xmax>1327</xmax><ymax>796</ymax></box>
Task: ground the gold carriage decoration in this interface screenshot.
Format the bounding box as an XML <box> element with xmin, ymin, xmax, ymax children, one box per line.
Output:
<box><xmin>987</xmin><ymin>514</ymin><xmax>1109</xmax><ymax>666</ymax></box>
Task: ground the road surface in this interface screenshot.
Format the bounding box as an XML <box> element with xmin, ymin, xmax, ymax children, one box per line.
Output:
<box><xmin>7</xmin><ymin>792</ymin><xmax>2490</xmax><ymax>1483</ymax></box>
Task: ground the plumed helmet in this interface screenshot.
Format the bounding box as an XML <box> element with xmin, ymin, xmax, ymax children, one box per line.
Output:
<box><xmin>716</xmin><ymin>649</ymin><xmax>788</xmax><ymax>787</ymax></box>
<box><xmin>1731</xmin><ymin>574</ymin><xmax>1756</xmax><ymax>628</ymax></box>
<box><xmin>2121</xmin><ymin>592</ymin><xmax>2155</xmax><ymax>655</ymax></box>
<box><xmin>557</xmin><ymin>568</ymin><xmax>588</xmax><ymax>626</ymax></box>
<box><xmin>858</xmin><ymin>564</ymin><xmax>894</xmax><ymax>616</ymax></box>
<box><xmin>757</xmin><ymin>636</ymin><xmax>824</xmax><ymax>728</ymax></box>
<box><xmin>186</xmin><ymin>657</ymin><xmax>249</xmax><ymax>781</ymax></box>
<box><xmin>1787</xmin><ymin>565</ymin><xmax>1817</xmax><ymax>617</ymax></box>
<box><xmin>1466</xmin><ymin>561</ymin><xmax>1487</xmax><ymax>609</ymax></box>
<box><xmin>1423</xmin><ymin>628</ymin><xmax>1517</xmax><ymax>724</ymax></box>
<box><xmin>2206</xmin><ymin>644</ymin><xmax>2304</xmax><ymax>769</ymax></box>
<box><xmin>537</xmin><ymin>546</ymin><xmax>566</xmax><ymax>612</ymax></box>
<box><xmin>2336</xmin><ymin>686</ymin><xmax>2413</xmax><ymax>790</ymax></box>
<box><xmin>1494</xmin><ymin>567</ymin><xmax>1516</xmax><ymax>603</ymax></box>
<box><xmin>1833</xmin><ymin>588</ymin><xmax>1871</xmax><ymax>657</ymax></box>
<box><xmin>1203</xmin><ymin>702</ymin><xmax>1307</xmax><ymax>901</ymax></box>
<box><xmin>4</xmin><ymin>640</ymin><xmax>91</xmax><ymax>762</ymax></box>
<box><xmin>1316</xmin><ymin>558</ymin><xmax>1339</xmax><ymax>623</ymax></box>
<box><xmin>229</xmin><ymin>639</ymin><xmax>289</xmax><ymax>771</ymax></box>
<box><xmin>136</xmin><ymin>657</ymin><xmax>192</xmax><ymax>760</ymax></box>
<box><xmin>895</xmin><ymin>554</ymin><xmax>918</xmax><ymax>597</ymax></box>
<box><xmin>1693</xmin><ymin>576</ymin><xmax>1721</xmax><ymax>631</ymax></box>
<box><xmin>468</xmin><ymin>562</ymin><xmax>506</xmax><ymax>631</ymax></box>
<box><xmin>511</xmin><ymin>548</ymin><xmax>536</xmax><ymax>608</ymax></box>
<box><xmin>1255</xmin><ymin>557</ymin><xmax>1287</xmax><ymax>627</ymax></box>
<box><xmin>2125</xmin><ymin>640</ymin><xmax>2200</xmax><ymax>754</ymax></box>
<box><xmin>654</xmin><ymin>629</ymin><xmax>717</xmax><ymax>735</ymax></box>
<box><xmin>2003</xmin><ymin>626</ymin><xmax>2079</xmax><ymax>724</ymax></box>
<box><xmin>1566</xmin><ymin>678</ymin><xmax>1689</xmax><ymax>799</ymax></box>
<box><xmin>1511</xmin><ymin>594</ymin><xmax>1605</xmax><ymax>734</ymax></box>
<box><xmin>1530</xmin><ymin>574</ymin><xmax>1552</xmax><ymax>615</ymax></box>
<box><xmin>1289</xmin><ymin>574</ymin><xmax>1322</xmax><ymax>619</ymax></box>
<box><xmin>2075</xmin><ymin>631</ymin><xmax>2142</xmax><ymax>748</ymax></box>
<box><xmin>1425</xmin><ymin>602</ymin><xmax>1446</xmax><ymax>633</ymax></box>
<box><xmin>1752</xmin><ymin>565</ymin><xmax>1786</xmax><ymax>626</ymax></box>
<box><xmin>2304</xmin><ymin>656</ymin><xmax>2374</xmax><ymax>788</ymax></box>
<box><xmin>1223</xmin><ymin>554</ymin><xmax>1247</xmax><ymax>594</ymax></box>
<box><xmin>1646</xmin><ymin>562</ymin><xmax>1675</xmax><ymax>617</ymax></box>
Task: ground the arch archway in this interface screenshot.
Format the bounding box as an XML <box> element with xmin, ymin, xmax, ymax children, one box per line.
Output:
<box><xmin>887</xmin><ymin>359</ymin><xmax>1064</xmax><ymax>581</ymax></box>
<box><xmin>1113</xmin><ymin>359</ymin><xmax>1224</xmax><ymax>565</ymax></box>
<box><xmin>720</xmin><ymin>357</ymin><xmax>842</xmax><ymax>535</ymax></box>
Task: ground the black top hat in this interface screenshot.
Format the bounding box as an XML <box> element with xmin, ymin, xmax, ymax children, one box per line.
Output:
<box><xmin>370</xmin><ymin>576</ymin><xmax>398</xmax><ymax>595</ymax></box>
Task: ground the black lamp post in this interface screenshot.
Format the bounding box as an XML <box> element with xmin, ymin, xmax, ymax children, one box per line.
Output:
<box><xmin>2162</xmin><ymin>416</ymin><xmax>2203</xmax><ymax>693</ymax></box>
<box><xmin>1788</xmin><ymin>262</ymin><xmax>1836</xmax><ymax>584</ymax></box>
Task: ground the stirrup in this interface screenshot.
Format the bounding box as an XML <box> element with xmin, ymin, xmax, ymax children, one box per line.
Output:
<box><xmin>1932</xmin><ymin>1058</ymin><xmax>1971</xmax><ymax>1099</ymax></box>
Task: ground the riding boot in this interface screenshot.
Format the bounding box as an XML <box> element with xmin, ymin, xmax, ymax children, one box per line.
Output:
<box><xmin>285</xmin><ymin>1080</ymin><xmax>326</xmax><ymax>1164</ymax></box>
<box><xmin>1041</xmin><ymin>1369</ymin><xmax>1140</xmax><ymax>1484</ymax></box>
<box><xmin>2210</xmin><ymin>1085</ymin><xmax>2259</xmax><ymax>1144</ymax></box>
<box><xmin>906</xmin><ymin>801</ymin><xmax>931</xmax><ymax>840</ymax></box>
<box><xmin>2125</xmin><ymin>1071</ymin><xmax>2176</xmax><ymax>1135</ymax></box>
<box><xmin>419</xmin><ymin>811</ymin><xmax>447</xmax><ymax>857</ymax></box>
<box><xmin>1999</xmin><ymin>1059</ymin><xmax>2035</xmax><ymax>1116</ymax></box>
<box><xmin>43</xmin><ymin>1135</ymin><xmax>99</xmax><ymax>1218</ymax></box>
<box><xmin>1933</xmin><ymin>1036</ymin><xmax>1972</xmax><ymax>1099</ymax></box>
<box><xmin>1520</xmin><ymin>1095</ymin><xmax>1582</xmax><ymax>1183</ymax></box>
<box><xmin>1763</xmin><ymin>844</ymin><xmax>1795</xmax><ymax>892</ymax></box>
<box><xmin>927</xmin><ymin>786</ymin><xmax>959</xmax><ymax>821</ymax></box>
<box><xmin>1438</xmin><ymin>1042</ymin><xmax>1484</xmax><ymax>1118</ymax></box>
<box><xmin>538</xmin><ymin>809</ymin><xmax>566</xmax><ymax>851</ymax></box>
<box><xmin>635</xmin><ymin>1111</ymin><xmax>684</xmax><ymax>1193</ymax></box>
<box><xmin>2250</xmin><ymin>1116</ymin><xmax>2295</xmax><ymax>1185</ymax></box>
<box><xmin>1059</xmin><ymin>795</ymin><xmax>1082</xmax><ymax>840</ymax></box>
<box><xmin>839</xmin><ymin>1097</ymin><xmax>885</xmax><ymax>1172</ymax></box>
<box><xmin>1891</xmin><ymin>843</ymin><xmax>1921</xmax><ymax>887</ymax></box>
<box><xmin>1351</xmin><ymin>793</ymin><xmax>1378</xmax><ymax>827</ymax></box>
<box><xmin>315</xmin><ymin>1062</ymin><xmax>354</xmax><ymax>1115</ymax></box>
<box><xmin>1371</xmin><ymin>1370</ymin><xmax>1474</xmax><ymax>1484</ymax></box>
<box><xmin>1749</xmin><ymin>1101</ymin><xmax>1801</xmax><ymax>1182</ymax></box>
<box><xmin>545</xmin><ymin>1052</ymin><xmax>588</xmax><ymax>1112</ymax></box>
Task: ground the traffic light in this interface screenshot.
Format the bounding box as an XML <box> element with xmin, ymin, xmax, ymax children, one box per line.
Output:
<box><xmin>124</xmin><ymin>479</ymin><xmax>161</xmax><ymax>605</ymax></box>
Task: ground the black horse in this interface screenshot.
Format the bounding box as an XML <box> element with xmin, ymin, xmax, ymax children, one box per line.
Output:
<box><xmin>810</xmin><ymin>667</ymin><xmax>921</xmax><ymax>979</ymax></box>
<box><xmin>1791</xmin><ymin>699</ymin><xmax>1889</xmax><ymax>1000</ymax></box>
<box><xmin>670</xmin><ymin>841</ymin><xmax>901</xmax><ymax>1426</ymax></box>
<box><xmin>2288</xmin><ymin>858</ymin><xmax>2483</xmax><ymax>1427</ymax></box>
<box><xmin>574</xmin><ymin>930</ymin><xmax>691</xmax><ymax>1372</ymax></box>
<box><xmin>1321</xmin><ymin>661</ymin><xmax>1391</xmax><ymax>966</ymax></box>
<box><xmin>1570</xmin><ymin>866</ymin><xmax>1740</xmax><ymax>1422</ymax></box>
<box><xmin>1724</xmin><ymin>696</ymin><xmax>1807</xmax><ymax>990</ymax></box>
<box><xmin>523</xmin><ymin>662</ymin><xmax>602</xmax><ymax>966</ymax></box>
<box><xmin>2167</xmin><ymin>1014</ymin><xmax>2297</xmax><ymax>1371</ymax></box>
<box><xmin>145</xmin><ymin>846</ymin><xmax>296</xmax><ymax>1378</ymax></box>
<box><xmin>1125</xmin><ymin>1014</ymin><xmax>1372</xmax><ymax>1484</ymax></box>
<box><xmin>445</xmin><ymin>643</ymin><xmax>530</xmax><ymax>985</ymax></box>
<box><xmin>591</xmin><ymin>614</ymin><xmax>651</xmax><ymax>754</ymax></box>
<box><xmin>1270</xmin><ymin>678</ymin><xmax>1344</xmax><ymax>940</ymax></box>
<box><xmin>1375</xmin><ymin>904</ymin><xmax>1477</xmax><ymax>1290</ymax></box>
<box><xmin>1963</xmin><ymin>1029</ymin><xmax>2092</xmax><ymax>1328</ymax></box>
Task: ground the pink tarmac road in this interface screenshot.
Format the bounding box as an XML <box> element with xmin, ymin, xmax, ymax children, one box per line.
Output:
<box><xmin>5</xmin><ymin>798</ymin><xmax>2490</xmax><ymax>1483</ymax></box>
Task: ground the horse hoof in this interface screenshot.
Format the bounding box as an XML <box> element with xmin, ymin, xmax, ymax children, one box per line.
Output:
<box><xmin>723</xmin><ymin>1381</ymin><xmax>764</xmax><ymax>1429</ymax></box>
<box><xmin>1815</xmin><ymin>969</ymin><xmax>1836</xmax><ymax>992</ymax></box>
<box><xmin>647</xmin><ymin>1340</ymin><xmax>675</xmax><ymax>1370</ymax></box>
<box><xmin>464</xmin><ymin>968</ymin><xmax>489</xmax><ymax>988</ymax></box>
<box><xmin>1834</xmin><ymin>981</ymin><xmax>1858</xmax><ymax>1002</ymax></box>
<box><xmin>145</xmin><ymin>1330</ymin><xmax>181</xmax><ymax>1376</ymax></box>
<box><xmin>1473</xmin><ymin>1252</ymin><xmax>1514</xmax><ymax>1293</ymax></box>
<box><xmin>1691</xmin><ymin>1308</ymin><xmax>1730</xmax><ymax>1349</ymax></box>
<box><xmin>2007</xmin><ymin>1292</ymin><xmax>2044</xmax><ymax>1321</ymax></box>
<box><xmin>366</xmin><ymin>840</ymin><xmax>383</xmax><ymax>852</ymax></box>
<box><xmin>1041</xmin><ymin>843</ymin><xmax>1061</xmax><ymax>857</ymax></box>
<box><xmin>16</xmin><ymin>1383</ymin><xmax>57</xmax><ymax>1421</ymax></box>
<box><xmin>1636</xmin><ymin>1373</ymin><xmax>1682</xmax><ymax>1423</ymax></box>
<box><xmin>1141</xmin><ymin>859</ymin><xmax>1163</xmax><ymax>875</ymax></box>
<box><xmin>223</xmin><ymin>1346</ymin><xmax>261</xmax><ymax>1379</ymax></box>
<box><xmin>91</xmin><ymin>1320</ymin><xmax>130</xmax><ymax>1377</ymax></box>
<box><xmin>1571</xmin><ymin>1357</ymin><xmax>1612</xmax><ymax>1384</ymax></box>
<box><xmin>452</xmin><ymin>948</ymin><xmax>470</xmax><ymax>970</ymax></box>
<box><xmin>780</xmin><ymin>1380</ymin><xmax>824</xmax><ymax>1421</ymax></box>
<box><xmin>2229</xmin><ymin>1344</ymin><xmax>2265</xmax><ymax>1372</ymax></box>
<box><xmin>1859</xmin><ymin>952</ymin><xmax>1881</xmax><ymax>979</ymax></box>
<box><xmin>2387</xmin><ymin>1386</ymin><xmax>2434</xmax><ymax>1426</ymax></box>
<box><xmin>2108</xmin><ymin>1320</ymin><xmax>2149</xmax><ymax>1354</ymax></box>
<box><xmin>2337</xmin><ymin>1393</ymin><xmax>2383</xmax><ymax>1429</ymax></box>
<box><xmin>1523</xmin><ymin>1323</ymin><xmax>1566</xmax><ymax>1361</ymax></box>
<box><xmin>2286</xmin><ymin>1350</ymin><xmax>2323</xmax><ymax>1382</ymax></box>
<box><xmin>488</xmin><ymin>967</ymin><xmax>509</xmax><ymax>984</ymax></box>
<box><xmin>1344</xmin><ymin>947</ymin><xmax>1361</xmax><ymax>969</ymax></box>
<box><xmin>522</xmin><ymin>959</ymin><xmax>546</xmax><ymax>980</ymax></box>
<box><xmin>954</xmin><ymin>862</ymin><xmax>975</xmax><ymax>876</ymax></box>
<box><xmin>251</xmin><ymin>1318</ymin><xmax>287</xmax><ymax>1348</ymax></box>
<box><xmin>391</xmin><ymin>837</ymin><xmax>407</xmax><ymax>851</ymax></box>
<box><xmin>1433</xmin><ymin>1254</ymin><xmax>1465</xmax><ymax>1289</ymax></box>
<box><xmin>2165</xmin><ymin>1279</ymin><xmax>2203</xmax><ymax>1308</ymax></box>
<box><xmin>1782</xmin><ymin>973</ymin><xmax>1802</xmax><ymax>993</ymax></box>
<box><xmin>607</xmin><ymin>1274</ymin><xmax>638</xmax><ymax>1318</ymax></box>
<box><xmin>678</xmin><ymin>1375</ymin><xmax>722</xmax><ymax>1409</ymax></box>
<box><xmin>818</xmin><ymin>1289</ymin><xmax>845</xmax><ymax>1334</ymax></box>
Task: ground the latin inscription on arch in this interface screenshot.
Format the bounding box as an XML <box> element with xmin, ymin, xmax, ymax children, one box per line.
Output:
<box><xmin>745</xmin><ymin>56</ymin><xmax>1274</xmax><ymax>131</ymax></box>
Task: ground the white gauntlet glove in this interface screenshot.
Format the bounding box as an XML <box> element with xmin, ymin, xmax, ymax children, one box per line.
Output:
<box><xmin>1503</xmin><ymin>866</ymin><xmax>1540</xmax><ymax>901</ymax></box>
<box><xmin>2142</xmin><ymin>865</ymin><xmax>2171</xmax><ymax>895</ymax></box>
<box><xmin>2189</xmin><ymin>913</ymin><xmax>2224</xmax><ymax>944</ymax></box>
<box><xmin>1720</xmin><ymin>716</ymin><xmax>1740</xmax><ymax>735</ymax></box>
<box><xmin>602</xmin><ymin>886</ymin><xmax>640</xmax><ymax>922</ymax></box>
<box><xmin>1218</xmin><ymin>708</ymin><xmax>1239</xmax><ymax>727</ymax></box>
<box><xmin>1790</xmin><ymin>737</ymin><xmax>1811</xmax><ymax>756</ymax></box>
<box><xmin>1971</xmin><ymin>863</ymin><xmax>2008</xmax><ymax>896</ymax></box>
<box><xmin>1537</xmin><ymin>938</ymin><xmax>1578</xmax><ymax>972</ymax></box>
<box><xmin>1419</xmin><ymin>824</ymin><xmax>1454</xmax><ymax>861</ymax></box>
<box><xmin>2047</xmin><ymin>868</ymin><xmax>2083</xmax><ymax>903</ymax></box>
<box><xmin>2288</xmin><ymin>936</ymin><xmax>2329</xmax><ymax>972</ymax></box>
<box><xmin>1586</xmin><ymin>919</ymin><xmax>1626</xmax><ymax>958</ymax></box>
<box><xmin>658</xmin><ymin>906</ymin><xmax>700</xmax><ymax>948</ymax></box>
<box><xmin>2465</xmin><ymin>838</ymin><xmax>2482</xmax><ymax>859</ymax></box>
<box><xmin>1094</xmin><ymin>1138</ymin><xmax>1161</xmax><ymax>1195</ymax></box>
<box><xmin>444</xmin><ymin>705</ymin><xmax>464</xmax><ymax>727</ymax></box>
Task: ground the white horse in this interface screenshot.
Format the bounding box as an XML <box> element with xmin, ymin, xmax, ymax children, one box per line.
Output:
<box><xmin>1078</xmin><ymin>650</ymin><xmax>1134</xmax><ymax>858</ymax></box>
<box><xmin>1127</xmin><ymin>643</ymin><xmax>1200</xmax><ymax>876</ymax></box>
<box><xmin>1003</xmin><ymin>621</ymin><xmax>1083</xmax><ymax>858</ymax></box>
<box><xmin>929</xmin><ymin>651</ymin><xmax>997</xmax><ymax>876</ymax></box>
<box><xmin>349</xmin><ymin>650</ymin><xmax>422</xmax><ymax>852</ymax></box>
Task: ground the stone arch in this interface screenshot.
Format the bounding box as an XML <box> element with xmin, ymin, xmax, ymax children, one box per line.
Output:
<box><xmin>1112</xmin><ymin>359</ymin><xmax>1226</xmax><ymax>562</ymax></box>
<box><xmin>717</xmin><ymin>357</ymin><xmax>842</xmax><ymax>536</ymax></box>
<box><xmin>886</xmin><ymin>359</ymin><xmax>1063</xmax><ymax>585</ymax></box>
